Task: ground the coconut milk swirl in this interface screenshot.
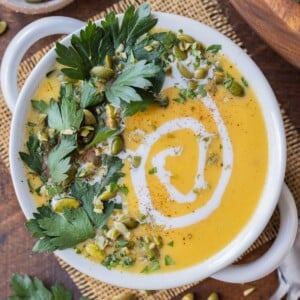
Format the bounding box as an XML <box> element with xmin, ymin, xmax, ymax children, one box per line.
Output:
<box><xmin>123</xmin><ymin>92</ymin><xmax>233</xmax><ymax>230</ymax></box>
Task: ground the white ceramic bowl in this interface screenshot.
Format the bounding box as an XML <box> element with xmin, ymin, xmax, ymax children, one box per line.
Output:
<box><xmin>1</xmin><ymin>13</ymin><xmax>298</xmax><ymax>290</ymax></box>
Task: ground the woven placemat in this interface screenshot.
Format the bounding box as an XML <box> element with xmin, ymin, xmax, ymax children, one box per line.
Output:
<box><xmin>0</xmin><ymin>0</ymin><xmax>299</xmax><ymax>298</ymax></box>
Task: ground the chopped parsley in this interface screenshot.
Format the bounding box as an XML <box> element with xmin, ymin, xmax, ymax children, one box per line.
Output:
<box><xmin>164</xmin><ymin>255</ymin><xmax>175</xmax><ymax>266</ymax></box>
<box><xmin>241</xmin><ymin>76</ymin><xmax>249</xmax><ymax>87</ymax></box>
<box><xmin>141</xmin><ymin>260</ymin><xmax>160</xmax><ymax>273</ymax></box>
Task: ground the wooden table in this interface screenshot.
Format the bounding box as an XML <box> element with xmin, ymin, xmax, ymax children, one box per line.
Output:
<box><xmin>0</xmin><ymin>0</ymin><xmax>299</xmax><ymax>299</ymax></box>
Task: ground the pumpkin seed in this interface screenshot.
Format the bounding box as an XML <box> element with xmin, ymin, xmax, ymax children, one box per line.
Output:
<box><xmin>91</xmin><ymin>66</ymin><xmax>115</xmax><ymax>80</ymax></box>
<box><xmin>188</xmin><ymin>80</ymin><xmax>198</xmax><ymax>90</ymax></box>
<box><xmin>131</xmin><ymin>156</ymin><xmax>142</xmax><ymax>168</ymax></box>
<box><xmin>228</xmin><ymin>81</ymin><xmax>245</xmax><ymax>97</ymax></box>
<box><xmin>0</xmin><ymin>21</ymin><xmax>8</xmax><ymax>35</ymax></box>
<box><xmin>177</xmin><ymin>62</ymin><xmax>193</xmax><ymax>79</ymax></box>
<box><xmin>194</xmin><ymin>67</ymin><xmax>208</xmax><ymax>79</ymax></box>
<box><xmin>104</xmin><ymin>55</ymin><xmax>113</xmax><ymax>68</ymax></box>
<box><xmin>207</xmin><ymin>292</ymin><xmax>219</xmax><ymax>300</ymax></box>
<box><xmin>243</xmin><ymin>287</ymin><xmax>256</xmax><ymax>296</ymax></box>
<box><xmin>83</xmin><ymin>109</ymin><xmax>96</xmax><ymax>125</ymax></box>
<box><xmin>181</xmin><ymin>292</ymin><xmax>194</xmax><ymax>300</ymax></box>
<box><xmin>213</xmin><ymin>70</ymin><xmax>225</xmax><ymax>84</ymax></box>
<box><xmin>177</xmin><ymin>33</ymin><xmax>195</xmax><ymax>43</ymax></box>
<box><xmin>85</xmin><ymin>243</ymin><xmax>105</xmax><ymax>261</ymax></box>
<box><xmin>174</xmin><ymin>45</ymin><xmax>187</xmax><ymax>60</ymax></box>
<box><xmin>99</xmin><ymin>183</ymin><xmax>117</xmax><ymax>201</ymax></box>
<box><xmin>53</xmin><ymin>197</ymin><xmax>80</xmax><ymax>213</ymax></box>
<box><xmin>111</xmin><ymin>135</ymin><xmax>124</xmax><ymax>155</ymax></box>
<box><xmin>122</xmin><ymin>217</ymin><xmax>139</xmax><ymax>229</ymax></box>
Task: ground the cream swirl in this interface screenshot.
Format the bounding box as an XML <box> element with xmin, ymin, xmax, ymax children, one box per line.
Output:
<box><xmin>128</xmin><ymin>93</ymin><xmax>233</xmax><ymax>230</ymax></box>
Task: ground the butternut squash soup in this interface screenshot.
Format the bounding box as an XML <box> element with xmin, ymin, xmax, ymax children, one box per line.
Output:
<box><xmin>20</xmin><ymin>4</ymin><xmax>267</xmax><ymax>274</ymax></box>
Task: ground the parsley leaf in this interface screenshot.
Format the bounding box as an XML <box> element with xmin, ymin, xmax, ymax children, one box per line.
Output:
<box><xmin>100</xmin><ymin>155</ymin><xmax>124</xmax><ymax>189</ymax></box>
<box><xmin>80</xmin><ymin>81</ymin><xmax>103</xmax><ymax>108</ymax></box>
<box><xmin>9</xmin><ymin>273</ymin><xmax>53</xmax><ymax>300</ymax></box>
<box><xmin>122</xmin><ymin>90</ymin><xmax>153</xmax><ymax>117</ymax></box>
<box><xmin>31</xmin><ymin>99</ymin><xmax>48</xmax><ymax>113</ymax></box>
<box><xmin>105</xmin><ymin>60</ymin><xmax>160</xmax><ymax>106</ymax></box>
<box><xmin>85</xmin><ymin>126</ymin><xmax>123</xmax><ymax>149</ymax></box>
<box><xmin>197</xmin><ymin>84</ymin><xmax>207</xmax><ymax>97</ymax></box>
<box><xmin>9</xmin><ymin>273</ymin><xmax>74</xmax><ymax>300</ymax></box>
<box><xmin>56</xmin><ymin>4</ymin><xmax>158</xmax><ymax>81</ymax></box>
<box><xmin>47</xmin><ymin>135</ymin><xmax>77</xmax><ymax>183</ymax></box>
<box><xmin>71</xmin><ymin>180</ymin><xmax>115</xmax><ymax>229</ymax></box>
<box><xmin>120</xmin><ymin>3</ymin><xmax>158</xmax><ymax>50</ymax></box>
<box><xmin>56</xmin><ymin>21</ymin><xmax>104</xmax><ymax>80</ymax></box>
<box><xmin>26</xmin><ymin>206</ymin><xmax>95</xmax><ymax>252</ymax></box>
<box><xmin>51</xmin><ymin>283</ymin><xmax>72</xmax><ymax>300</ymax></box>
<box><xmin>47</xmin><ymin>97</ymin><xmax>83</xmax><ymax>133</ymax></box>
<box><xmin>19</xmin><ymin>135</ymin><xmax>43</xmax><ymax>175</ymax></box>
<box><xmin>133</xmin><ymin>31</ymin><xmax>177</xmax><ymax>62</ymax></box>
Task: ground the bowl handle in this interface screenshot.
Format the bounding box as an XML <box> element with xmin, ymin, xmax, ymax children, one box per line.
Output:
<box><xmin>212</xmin><ymin>183</ymin><xmax>298</xmax><ymax>283</ymax></box>
<box><xmin>0</xmin><ymin>16</ymin><xmax>85</xmax><ymax>112</ymax></box>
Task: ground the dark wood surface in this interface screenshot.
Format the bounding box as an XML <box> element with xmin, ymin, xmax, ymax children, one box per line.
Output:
<box><xmin>229</xmin><ymin>0</ymin><xmax>300</xmax><ymax>69</ymax></box>
<box><xmin>0</xmin><ymin>0</ymin><xmax>299</xmax><ymax>299</ymax></box>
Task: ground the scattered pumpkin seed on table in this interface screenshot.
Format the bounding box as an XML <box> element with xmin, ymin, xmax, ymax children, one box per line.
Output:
<box><xmin>181</xmin><ymin>292</ymin><xmax>194</xmax><ymax>300</ymax></box>
<box><xmin>207</xmin><ymin>292</ymin><xmax>219</xmax><ymax>300</ymax></box>
<box><xmin>0</xmin><ymin>21</ymin><xmax>8</xmax><ymax>35</ymax></box>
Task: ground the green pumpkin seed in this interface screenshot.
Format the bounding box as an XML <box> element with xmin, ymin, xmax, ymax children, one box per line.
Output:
<box><xmin>104</xmin><ymin>55</ymin><xmax>113</xmax><ymax>68</ymax></box>
<box><xmin>213</xmin><ymin>70</ymin><xmax>225</xmax><ymax>84</ymax></box>
<box><xmin>0</xmin><ymin>21</ymin><xmax>7</xmax><ymax>35</ymax></box>
<box><xmin>181</xmin><ymin>293</ymin><xmax>194</xmax><ymax>300</ymax></box>
<box><xmin>207</xmin><ymin>292</ymin><xmax>219</xmax><ymax>300</ymax></box>
<box><xmin>83</xmin><ymin>109</ymin><xmax>97</xmax><ymax>125</ymax></box>
<box><xmin>91</xmin><ymin>66</ymin><xmax>115</xmax><ymax>80</ymax></box>
<box><xmin>178</xmin><ymin>41</ymin><xmax>191</xmax><ymax>51</ymax></box>
<box><xmin>99</xmin><ymin>183</ymin><xmax>117</xmax><ymax>201</ymax></box>
<box><xmin>188</xmin><ymin>80</ymin><xmax>198</xmax><ymax>90</ymax></box>
<box><xmin>243</xmin><ymin>287</ymin><xmax>256</xmax><ymax>296</ymax></box>
<box><xmin>111</xmin><ymin>135</ymin><xmax>124</xmax><ymax>155</ymax></box>
<box><xmin>122</xmin><ymin>217</ymin><xmax>139</xmax><ymax>229</ymax></box>
<box><xmin>173</xmin><ymin>45</ymin><xmax>187</xmax><ymax>60</ymax></box>
<box><xmin>177</xmin><ymin>62</ymin><xmax>193</xmax><ymax>79</ymax></box>
<box><xmin>228</xmin><ymin>81</ymin><xmax>245</xmax><ymax>97</ymax></box>
<box><xmin>132</xmin><ymin>156</ymin><xmax>142</xmax><ymax>168</ymax></box>
<box><xmin>194</xmin><ymin>67</ymin><xmax>208</xmax><ymax>79</ymax></box>
<box><xmin>177</xmin><ymin>33</ymin><xmax>195</xmax><ymax>43</ymax></box>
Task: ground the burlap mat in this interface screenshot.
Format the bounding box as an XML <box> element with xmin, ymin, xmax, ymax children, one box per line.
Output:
<box><xmin>0</xmin><ymin>0</ymin><xmax>299</xmax><ymax>298</ymax></box>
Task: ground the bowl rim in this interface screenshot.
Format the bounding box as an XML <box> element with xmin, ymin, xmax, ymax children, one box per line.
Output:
<box><xmin>9</xmin><ymin>12</ymin><xmax>286</xmax><ymax>289</ymax></box>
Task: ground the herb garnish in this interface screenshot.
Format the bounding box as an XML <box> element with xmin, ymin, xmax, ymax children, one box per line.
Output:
<box><xmin>19</xmin><ymin>135</ymin><xmax>43</xmax><ymax>175</ymax></box>
<box><xmin>241</xmin><ymin>76</ymin><xmax>249</xmax><ymax>87</ymax></box>
<box><xmin>164</xmin><ymin>255</ymin><xmax>175</xmax><ymax>266</ymax></box>
<box><xmin>47</xmin><ymin>134</ymin><xmax>77</xmax><ymax>184</ymax></box>
<box><xmin>26</xmin><ymin>206</ymin><xmax>95</xmax><ymax>252</ymax></box>
<box><xmin>141</xmin><ymin>260</ymin><xmax>161</xmax><ymax>273</ymax></box>
<box><xmin>9</xmin><ymin>273</ymin><xmax>88</xmax><ymax>300</ymax></box>
<box><xmin>105</xmin><ymin>60</ymin><xmax>160</xmax><ymax>106</ymax></box>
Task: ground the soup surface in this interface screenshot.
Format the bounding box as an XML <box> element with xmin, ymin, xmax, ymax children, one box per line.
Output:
<box><xmin>21</xmin><ymin>5</ymin><xmax>268</xmax><ymax>274</ymax></box>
